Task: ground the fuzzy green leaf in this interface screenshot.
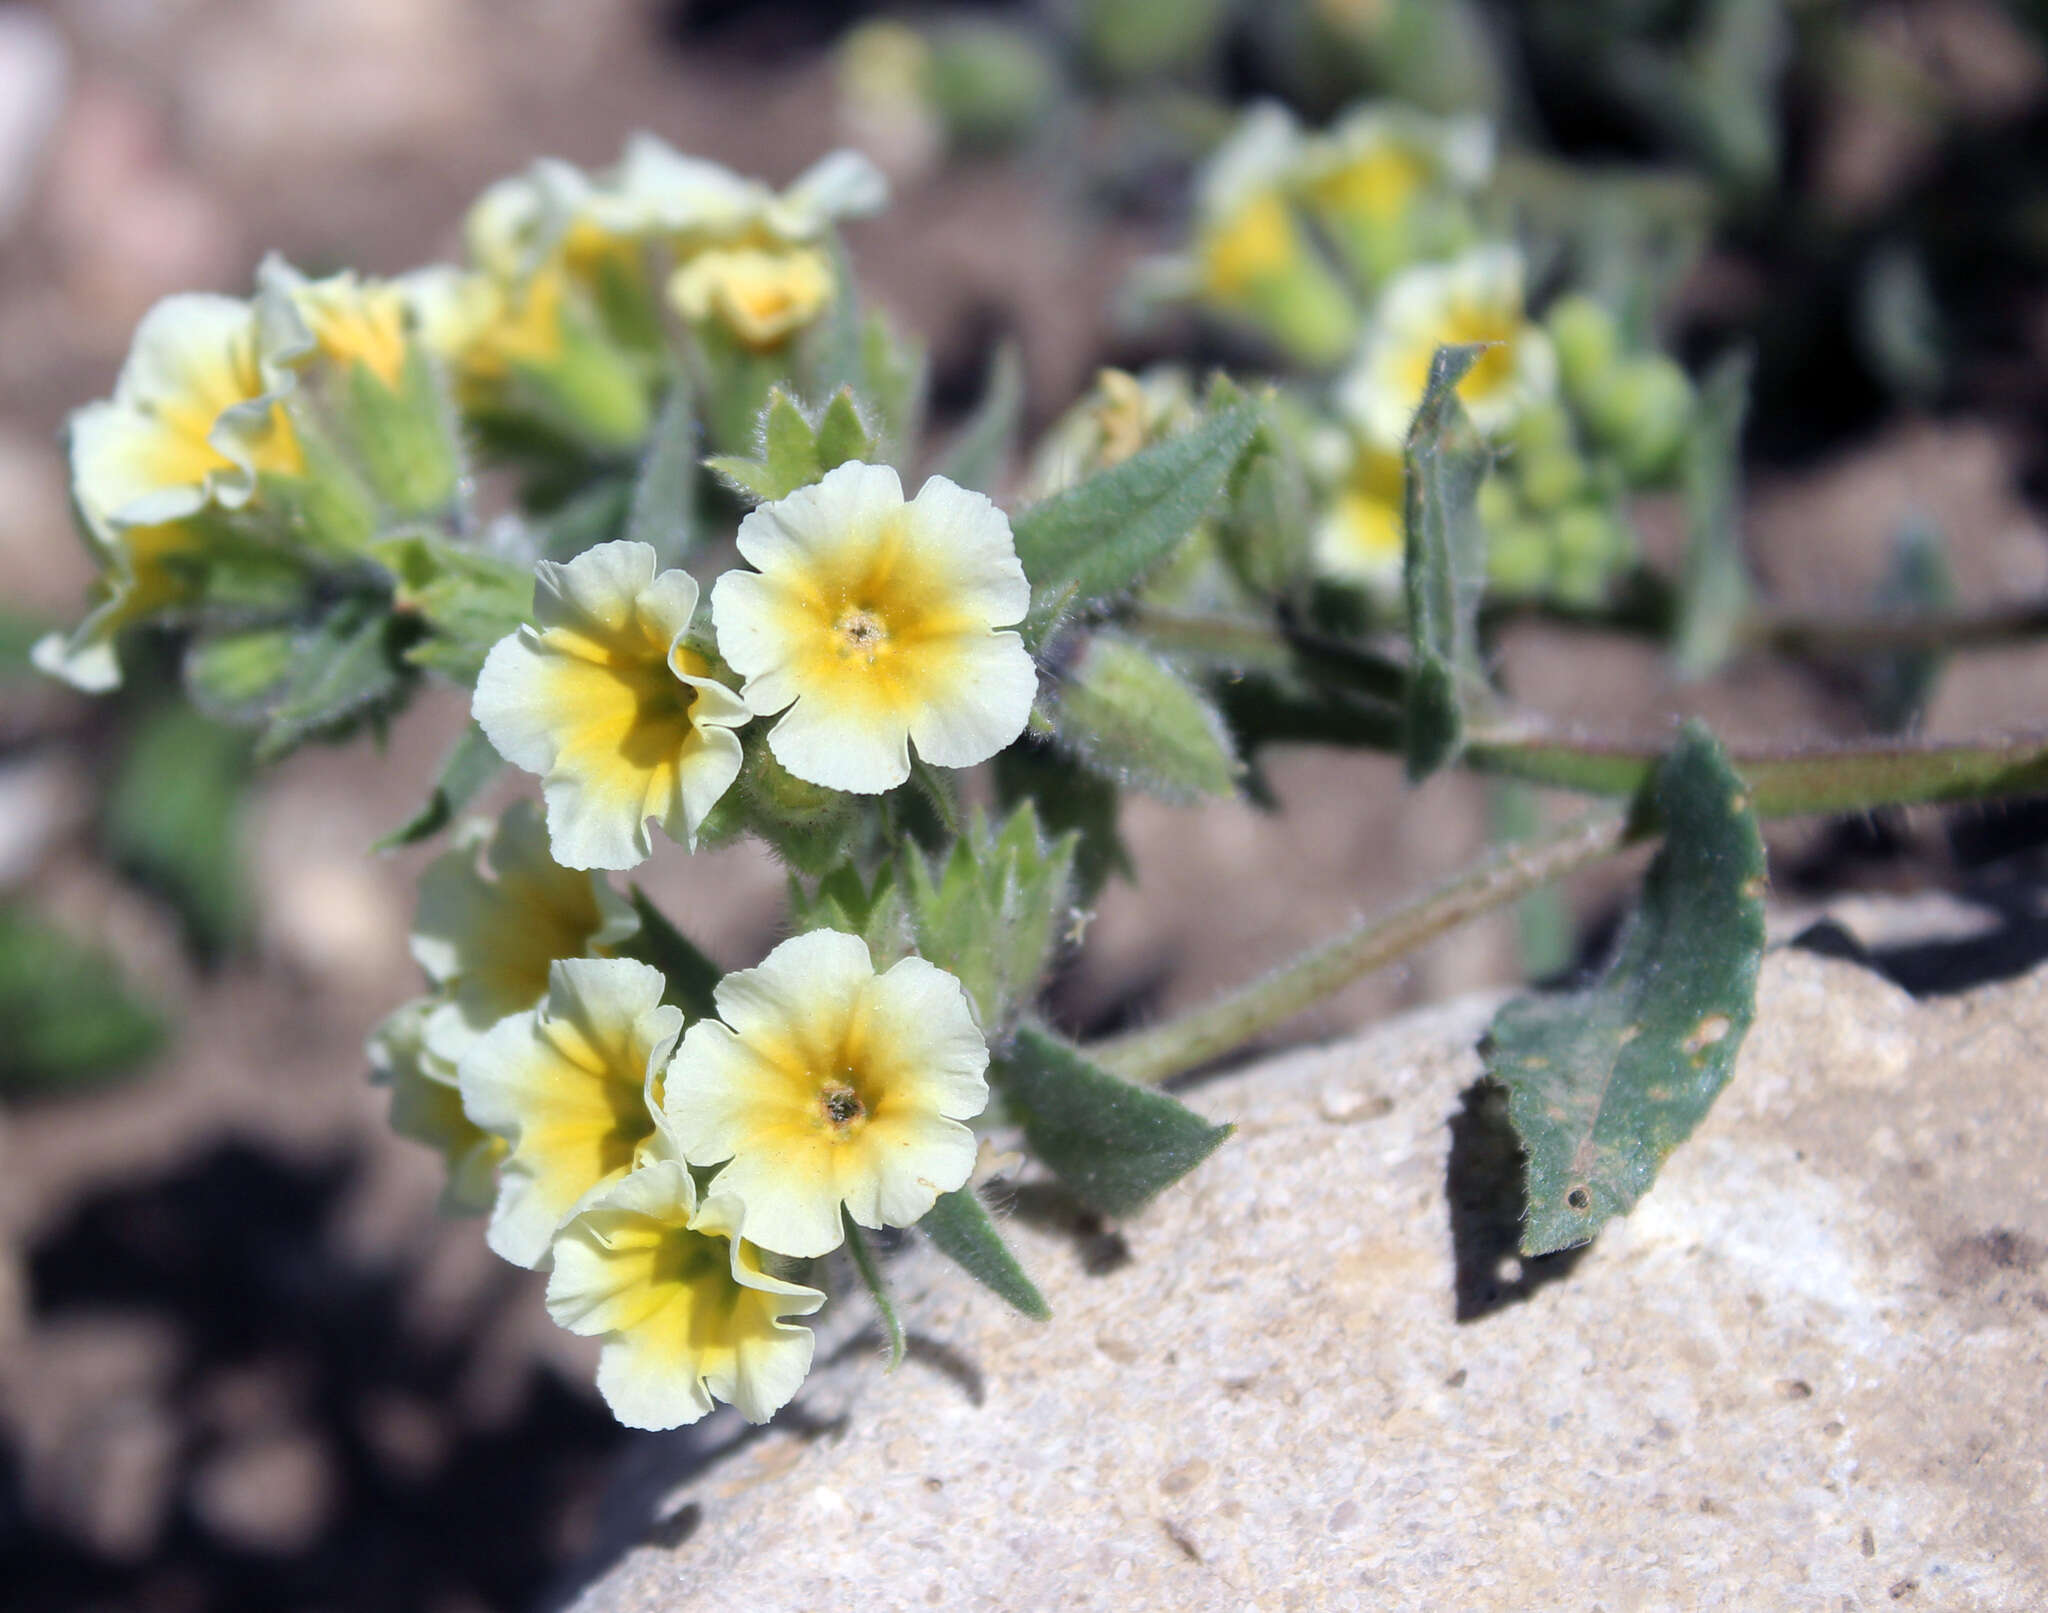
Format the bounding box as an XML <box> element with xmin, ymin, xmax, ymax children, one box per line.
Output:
<box><xmin>376</xmin><ymin>721</ymin><xmax>503</xmax><ymax>851</ymax></box>
<box><xmin>934</xmin><ymin>342</ymin><xmax>1024</xmax><ymax>493</ymax></box>
<box><xmin>1671</xmin><ymin>350</ymin><xmax>1752</xmax><ymax>679</ymax></box>
<box><xmin>1486</xmin><ymin>721</ymin><xmax>1766</xmax><ymax>1256</ymax></box>
<box><xmin>903</xmin><ymin>803</ymin><xmax>1077</xmax><ymax>1035</ymax></box>
<box><xmin>1051</xmin><ymin>631</ymin><xmax>1239</xmax><ymax>803</ymax></box>
<box><xmin>614</xmin><ymin>889</ymin><xmax>721</xmax><ymax>1021</ymax></box>
<box><xmin>255</xmin><ymin>597</ymin><xmax>415</xmax><ymax>761</ymax></box>
<box><xmin>183</xmin><ymin>625</ymin><xmax>299</xmax><ymax>724</ymax></box>
<box><xmin>995</xmin><ymin>1026</ymin><xmax>1232</xmax><ymax>1218</ymax></box>
<box><xmin>920</xmin><ymin>1184</ymin><xmax>1049</xmax><ymax>1319</ymax></box>
<box><xmin>1402</xmin><ymin>343</ymin><xmax>1491</xmax><ymax>781</ymax></box>
<box><xmin>349</xmin><ymin>344</ymin><xmax>462</xmax><ymax>517</ymax></box>
<box><xmin>624</xmin><ymin>381</ymin><xmax>702</xmax><ymax>567</ymax></box>
<box><xmin>1011</xmin><ymin>400</ymin><xmax>1261</xmax><ymax>633</ymax></box>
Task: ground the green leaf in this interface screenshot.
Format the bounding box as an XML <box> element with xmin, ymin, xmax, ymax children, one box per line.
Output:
<box><xmin>858</xmin><ymin>310</ymin><xmax>926</xmax><ymax>457</ymax></box>
<box><xmin>1671</xmin><ymin>350</ymin><xmax>1752</xmax><ymax>679</ymax></box>
<box><xmin>841</xmin><ymin>1211</ymin><xmax>905</xmax><ymax>1369</ymax></box>
<box><xmin>376</xmin><ymin>721</ymin><xmax>503</xmax><ymax>850</ymax></box>
<box><xmin>0</xmin><ymin>903</ymin><xmax>165</xmax><ymax>1096</ymax></box>
<box><xmin>920</xmin><ymin>1184</ymin><xmax>1049</xmax><ymax>1319</ymax></box>
<box><xmin>1050</xmin><ymin>631</ymin><xmax>1239</xmax><ymax>802</ymax></box>
<box><xmin>1485</xmin><ymin>721</ymin><xmax>1766</xmax><ymax>1256</ymax></box>
<box><xmin>103</xmin><ymin>705</ymin><xmax>253</xmax><ymax>959</ymax></box>
<box><xmin>1011</xmin><ymin>400</ymin><xmax>1261</xmax><ymax>634</ymax></box>
<box><xmin>614</xmin><ymin>888</ymin><xmax>721</xmax><ymax>1021</ymax></box>
<box><xmin>374</xmin><ymin>533</ymin><xmax>533</xmax><ymax>685</ymax></box>
<box><xmin>934</xmin><ymin>342</ymin><xmax>1024</xmax><ymax>493</ymax></box>
<box><xmin>903</xmin><ymin>803</ymin><xmax>1077</xmax><ymax>1035</ymax></box>
<box><xmin>995</xmin><ymin>1026</ymin><xmax>1232</xmax><ymax>1218</ymax></box>
<box><xmin>1401</xmin><ymin>343</ymin><xmax>1492</xmax><ymax>781</ymax></box>
<box><xmin>536</xmin><ymin>475</ymin><xmax>632</xmax><ymax>562</ymax></box>
<box><xmin>253</xmin><ymin>596</ymin><xmax>414</xmax><ymax>762</ymax></box>
<box><xmin>624</xmin><ymin>381</ymin><xmax>701</xmax><ymax>567</ymax></box>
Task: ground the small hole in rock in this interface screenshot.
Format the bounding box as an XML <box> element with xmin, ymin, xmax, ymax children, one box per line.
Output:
<box><xmin>1567</xmin><ymin>1187</ymin><xmax>1591</xmax><ymax>1211</ymax></box>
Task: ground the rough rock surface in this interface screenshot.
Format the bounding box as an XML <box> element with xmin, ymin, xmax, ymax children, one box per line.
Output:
<box><xmin>569</xmin><ymin>948</ymin><xmax>2048</xmax><ymax>1612</ymax></box>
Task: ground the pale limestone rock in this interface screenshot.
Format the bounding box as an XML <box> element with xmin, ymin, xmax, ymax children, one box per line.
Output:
<box><xmin>570</xmin><ymin>948</ymin><xmax>2048</xmax><ymax>1613</ymax></box>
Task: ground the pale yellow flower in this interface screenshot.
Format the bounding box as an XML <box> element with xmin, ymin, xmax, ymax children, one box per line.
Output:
<box><xmin>1338</xmin><ymin>245</ymin><xmax>1557</xmax><ymax>448</ymax></box>
<box><xmin>710</xmin><ymin>462</ymin><xmax>1036</xmax><ymax>795</ymax></box>
<box><xmin>661</xmin><ymin>929</ymin><xmax>989</xmax><ymax>1259</ymax></box>
<box><xmin>257</xmin><ymin>255</ymin><xmax>412</xmax><ymax>389</ymax></box>
<box><xmin>474</xmin><ymin>541</ymin><xmax>751</xmax><ymax>870</ymax></box>
<box><xmin>547</xmin><ymin>1162</ymin><xmax>822</xmax><ymax>1429</ymax></box>
<box><xmin>410</xmin><ymin>799</ymin><xmax>639</xmax><ymax>1068</ymax></box>
<box><xmin>1296</xmin><ymin>106</ymin><xmax>1492</xmax><ymax>289</ymax></box>
<box><xmin>1315</xmin><ymin>438</ymin><xmax>1407</xmax><ymax>584</ymax></box>
<box><xmin>668</xmin><ymin>245</ymin><xmax>835</xmax><ymax>348</ymax></box>
<box><xmin>35</xmin><ymin>293</ymin><xmax>304</xmax><ymax>689</ymax></box>
<box><xmin>65</xmin><ymin>293</ymin><xmax>301</xmax><ymax>540</ymax></box>
<box><xmin>459</xmin><ymin>956</ymin><xmax>683</xmax><ymax>1268</ymax></box>
<box><xmin>368</xmin><ymin>999</ymin><xmax>505</xmax><ymax>1217</ymax></box>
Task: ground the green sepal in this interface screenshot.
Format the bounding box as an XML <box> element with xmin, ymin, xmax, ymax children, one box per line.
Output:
<box><xmin>789</xmin><ymin>861</ymin><xmax>915</xmax><ymax>967</ymax></box>
<box><xmin>993</xmin><ymin>742</ymin><xmax>1130</xmax><ymax>901</ymax></box>
<box><xmin>0</xmin><ymin>903</ymin><xmax>166</xmax><ymax>1096</ymax></box>
<box><xmin>253</xmin><ymin>595</ymin><xmax>417</xmax><ymax>762</ymax></box>
<box><xmin>348</xmin><ymin>345</ymin><xmax>463</xmax><ymax>518</ymax></box>
<box><xmin>1401</xmin><ymin>342</ymin><xmax>1492</xmax><ymax>781</ymax></box>
<box><xmin>933</xmin><ymin>342</ymin><xmax>1024</xmax><ymax>493</ymax></box>
<box><xmin>902</xmin><ymin>802</ymin><xmax>1077</xmax><ymax>1037</ymax></box>
<box><xmin>814</xmin><ymin>388</ymin><xmax>877</xmax><ymax>472</ymax></box>
<box><xmin>614</xmin><ymin>888</ymin><xmax>722</xmax><ymax>1022</ymax></box>
<box><xmin>1670</xmin><ymin>350</ymin><xmax>1752</xmax><ymax>680</ymax></box>
<box><xmin>183</xmin><ymin>625</ymin><xmax>300</xmax><ymax>725</ymax></box>
<box><xmin>624</xmin><ymin>380</ymin><xmax>702</xmax><ymax>568</ymax></box>
<box><xmin>993</xmin><ymin>1025</ymin><xmax>1231</xmax><ymax>1219</ymax></box>
<box><xmin>375</xmin><ymin>721</ymin><xmax>504</xmax><ymax>851</ymax></box>
<box><xmin>919</xmin><ymin>1183</ymin><xmax>1050</xmax><ymax>1320</ymax></box>
<box><xmin>1050</xmin><ymin>630</ymin><xmax>1239</xmax><ymax>803</ymax></box>
<box><xmin>373</xmin><ymin>533</ymin><xmax>533</xmax><ymax>685</ymax></box>
<box><xmin>841</xmin><ymin>1211</ymin><xmax>905</xmax><ymax>1370</ymax></box>
<box><xmin>1485</xmin><ymin>720</ymin><xmax>1766</xmax><ymax>1256</ymax></box>
<box><xmin>1010</xmin><ymin>398</ymin><xmax>1262</xmax><ymax>640</ymax></box>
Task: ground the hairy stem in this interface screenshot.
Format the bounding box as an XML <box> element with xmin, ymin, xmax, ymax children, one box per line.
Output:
<box><xmin>1466</xmin><ymin>723</ymin><xmax>2048</xmax><ymax>815</ymax></box>
<box><xmin>1088</xmin><ymin>802</ymin><xmax>1638</xmax><ymax>1085</ymax></box>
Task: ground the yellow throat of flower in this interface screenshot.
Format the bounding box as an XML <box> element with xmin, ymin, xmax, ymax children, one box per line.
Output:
<box><xmin>1309</xmin><ymin>143</ymin><xmax>1427</xmax><ymax>226</ymax></box>
<box><xmin>1200</xmin><ymin>191</ymin><xmax>1304</xmax><ymax>302</ymax></box>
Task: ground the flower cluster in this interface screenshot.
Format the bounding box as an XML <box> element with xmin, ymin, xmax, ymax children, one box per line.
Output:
<box><xmin>1130</xmin><ymin>99</ymin><xmax>1703</xmax><ymax>606</ymax></box>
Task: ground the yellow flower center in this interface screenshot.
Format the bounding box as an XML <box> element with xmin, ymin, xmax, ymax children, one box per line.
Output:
<box><xmin>303</xmin><ymin>283</ymin><xmax>411</xmax><ymax>388</ymax></box>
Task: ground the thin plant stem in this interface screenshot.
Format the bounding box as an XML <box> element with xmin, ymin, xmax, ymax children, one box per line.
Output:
<box><xmin>1089</xmin><ymin>802</ymin><xmax>1638</xmax><ymax>1085</ymax></box>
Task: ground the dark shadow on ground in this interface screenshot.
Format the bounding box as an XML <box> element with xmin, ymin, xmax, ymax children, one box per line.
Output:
<box><xmin>1445</xmin><ymin>1079</ymin><xmax>1589</xmax><ymax>1322</ymax></box>
<box><xmin>4</xmin><ymin>1142</ymin><xmax>628</xmax><ymax>1613</ymax></box>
